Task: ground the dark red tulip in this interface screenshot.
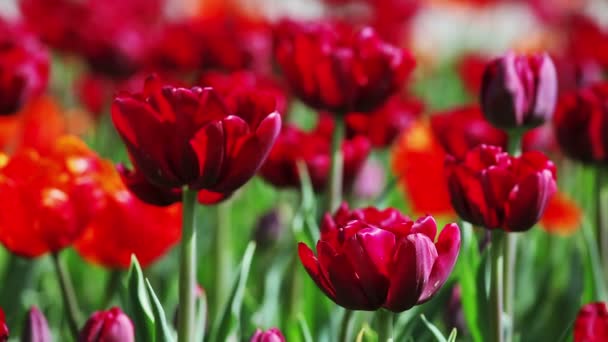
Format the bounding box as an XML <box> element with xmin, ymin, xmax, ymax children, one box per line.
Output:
<box><xmin>112</xmin><ymin>75</ymin><xmax>281</xmax><ymax>204</ymax></box>
<box><xmin>563</xmin><ymin>15</ymin><xmax>608</xmax><ymax>70</ymax></box>
<box><xmin>553</xmin><ymin>82</ymin><xmax>608</xmax><ymax>163</ymax></box>
<box><xmin>430</xmin><ymin>105</ymin><xmax>507</xmax><ymax>160</ymax></box>
<box><xmin>445</xmin><ymin>144</ymin><xmax>557</xmax><ymax>232</ymax></box>
<box><xmin>79</xmin><ymin>307</ymin><xmax>134</xmax><ymax>342</ymax></box>
<box><xmin>259</xmin><ymin>116</ymin><xmax>370</xmax><ymax>192</ymax></box>
<box><xmin>274</xmin><ymin>21</ymin><xmax>415</xmax><ymax>113</ymax></box>
<box><xmin>21</xmin><ymin>306</ymin><xmax>51</xmax><ymax>342</ymax></box>
<box><xmin>574</xmin><ymin>302</ymin><xmax>608</xmax><ymax>342</ymax></box>
<box><xmin>0</xmin><ymin>19</ymin><xmax>49</xmax><ymax>115</ymax></box>
<box><xmin>346</xmin><ymin>96</ymin><xmax>423</xmax><ymax>148</ymax></box>
<box><xmin>0</xmin><ymin>308</ymin><xmax>7</xmax><ymax>342</ymax></box>
<box><xmin>250</xmin><ymin>327</ymin><xmax>286</xmax><ymax>342</ymax></box>
<box><xmin>117</xmin><ymin>165</ymin><xmax>182</xmax><ymax>207</ymax></box>
<box><xmin>480</xmin><ymin>52</ymin><xmax>557</xmax><ymax>130</ymax></box>
<box><xmin>299</xmin><ymin>203</ymin><xmax>460</xmax><ymax>312</ymax></box>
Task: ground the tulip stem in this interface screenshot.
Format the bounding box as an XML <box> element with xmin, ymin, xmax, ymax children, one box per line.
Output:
<box><xmin>338</xmin><ymin>309</ymin><xmax>354</xmax><ymax>342</ymax></box>
<box><xmin>490</xmin><ymin>231</ymin><xmax>505</xmax><ymax>342</ymax></box>
<box><xmin>214</xmin><ymin>201</ymin><xmax>232</xmax><ymax>315</ymax></box>
<box><xmin>376</xmin><ymin>309</ymin><xmax>394</xmax><ymax>342</ymax></box>
<box><xmin>595</xmin><ymin>166</ymin><xmax>608</xmax><ymax>284</ymax></box>
<box><xmin>327</xmin><ymin>117</ymin><xmax>345</xmax><ymax>212</ymax></box>
<box><xmin>178</xmin><ymin>188</ymin><xmax>198</xmax><ymax>342</ymax></box>
<box><xmin>51</xmin><ymin>252</ymin><xmax>82</xmax><ymax>339</ymax></box>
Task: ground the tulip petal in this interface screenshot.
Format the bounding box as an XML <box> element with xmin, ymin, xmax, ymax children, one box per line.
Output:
<box><xmin>326</xmin><ymin>253</ymin><xmax>374</xmax><ymax>310</ymax></box>
<box><xmin>385</xmin><ymin>233</ymin><xmax>437</xmax><ymax>312</ymax></box>
<box><xmin>505</xmin><ymin>169</ymin><xmax>556</xmax><ymax>231</ymax></box>
<box><xmin>297</xmin><ymin>243</ymin><xmax>337</xmax><ymax>302</ymax></box>
<box><xmin>189</xmin><ymin>121</ymin><xmax>224</xmax><ymax>189</ymax></box>
<box><xmin>418</xmin><ymin>223</ymin><xmax>461</xmax><ymax>303</ymax></box>
<box><xmin>410</xmin><ymin>215</ymin><xmax>437</xmax><ymax>242</ymax></box>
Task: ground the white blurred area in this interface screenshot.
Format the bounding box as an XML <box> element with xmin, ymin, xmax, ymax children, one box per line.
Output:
<box><xmin>0</xmin><ymin>0</ymin><xmax>607</xmax><ymax>61</ymax></box>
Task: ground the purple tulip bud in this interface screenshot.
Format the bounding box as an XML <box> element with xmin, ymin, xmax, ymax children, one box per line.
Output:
<box><xmin>481</xmin><ymin>52</ymin><xmax>557</xmax><ymax>130</ymax></box>
<box><xmin>78</xmin><ymin>307</ymin><xmax>134</xmax><ymax>342</ymax></box>
<box><xmin>253</xmin><ymin>210</ymin><xmax>283</xmax><ymax>249</ymax></box>
<box><xmin>250</xmin><ymin>327</ymin><xmax>286</xmax><ymax>342</ymax></box>
<box><xmin>21</xmin><ymin>306</ymin><xmax>51</xmax><ymax>342</ymax></box>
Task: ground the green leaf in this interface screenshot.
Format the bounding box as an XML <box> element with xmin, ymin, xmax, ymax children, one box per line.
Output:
<box><xmin>580</xmin><ymin>217</ymin><xmax>607</xmax><ymax>302</ymax></box>
<box><xmin>209</xmin><ymin>242</ymin><xmax>256</xmax><ymax>342</ymax></box>
<box><xmin>447</xmin><ymin>328</ymin><xmax>458</xmax><ymax>342</ymax></box>
<box><xmin>420</xmin><ymin>314</ymin><xmax>447</xmax><ymax>342</ymax></box>
<box><xmin>297</xmin><ymin>314</ymin><xmax>314</xmax><ymax>342</ymax></box>
<box><xmin>194</xmin><ymin>289</ymin><xmax>208</xmax><ymax>342</ymax></box>
<box><xmin>355</xmin><ymin>323</ymin><xmax>378</xmax><ymax>342</ymax></box>
<box><xmin>145</xmin><ymin>279</ymin><xmax>175</xmax><ymax>342</ymax></box>
<box><xmin>123</xmin><ymin>255</ymin><xmax>155</xmax><ymax>342</ymax></box>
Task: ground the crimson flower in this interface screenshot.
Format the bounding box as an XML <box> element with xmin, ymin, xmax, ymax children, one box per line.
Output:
<box><xmin>299</xmin><ymin>204</ymin><xmax>460</xmax><ymax>312</ymax></box>
<box><xmin>112</xmin><ymin>75</ymin><xmax>281</xmax><ymax>205</ymax></box>
<box><xmin>274</xmin><ymin>21</ymin><xmax>415</xmax><ymax>113</ymax></box>
<box><xmin>346</xmin><ymin>96</ymin><xmax>423</xmax><ymax>148</ymax></box>
<box><xmin>481</xmin><ymin>52</ymin><xmax>557</xmax><ymax>130</ymax></box>
<box><xmin>250</xmin><ymin>328</ymin><xmax>285</xmax><ymax>342</ymax></box>
<box><xmin>0</xmin><ymin>19</ymin><xmax>49</xmax><ymax>115</ymax></box>
<box><xmin>445</xmin><ymin>145</ymin><xmax>557</xmax><ymax>232</ymax></box>
<box><xmin>259</xmin><ymin>116</ymin><xmax>370</xmax><ymax>192</ymax></box>
<box><xmin>0</xmin><ymin>136</ymin><xmax>104</xmax><ymax>258</ymax></box>
<box><xmin>553</xmin><ymin>82</ymin><xmax>608</xmax><ymax>163</ymax></box>
<box><xmin>0</xmin><ymin>308</ymin><xmax>7</xmax><ymax>342</ymax></box>
<box><xmin>574</xmin><ymin>302</ymin><xmax>608</xmax><ymax>342</ymax></box>
<box><xmin>79</xmin><ymin>307</ymin><xmax>134</xmax><ymax>342</ymax></box>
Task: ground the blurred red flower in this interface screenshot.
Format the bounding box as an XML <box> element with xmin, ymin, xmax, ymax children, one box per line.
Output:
<box><xmin>0</xmin><ymin>308</ymin><xmax>7</xmax><ymax>342</ymax></box>
<box><xmin>0</xmin><ymin>18</ymin><xmax>49</xmax><ymax>115</ymax></box>
<box><xmin>554</xmin><ymin>82</ymin><xmax>608</xmax><ymax>163</ymax></box>
<box><xmin>274</xmin><ymin>21</ymin><xmax>415</xmax><ymax>113</ymax></box>
<box><xmin>445</xmin><ymin>145</ymin><xmax>557</xmax><ymax>232</ymax></box>
<box><xmin>457</xmin><ymin>54</ymin><xmax>489</xmax><ymax>97</ymax></box>
<box><xmin>259</xmin><ymin>116</ymin><xmax>370</xmax><ymax>192</ymax></box>
<box><xmin>0</xmin><ymin>136</ymin><xmax>104</xmax><ymax>258</ymax></box>
<box><xmin>299</xmin><ymin>203</ymin><xmax>460</xmax><ymax>311</ymax></box>
<box><xmin>346</xmin><ymin>95</ymin><xmax>424</xmax><ymax>148</ymax></box>
<box><xmin>112</xmin><ymin>75</ymin><xmax>281</xmax><ymax>205</ymax></box>
<box><xmin>574</xmin><ymin>302</ymin><xmax>608</xmax><ymax>342</ymax></box>
<box><xmin>538</xmin><ymin>192</ymin><xmax>582</xmax><ymax>236</ymax></box>
<box><xmin>79</xmin><ymin>307</ymin><xmax>134</xmax><ymax>342</ymax></box>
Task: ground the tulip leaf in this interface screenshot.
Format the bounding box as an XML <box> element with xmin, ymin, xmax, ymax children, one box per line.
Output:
<box><xmin>123</xmin><ymin>255</ymin><xmax>155</xmax><ymax>342</ymax></box>
<box><xmin>194</xmin><ymin>289</ymin><xmax>208</xmax><ymax>342</ymax></box>
<box><xmin>145</xmin><ymin>279</ymin><xmax>175</xmax><ymax>342</ymax></box>
<box><xmin>419</xmin><ymin>314</ymin><xmax>448</xmax><ymax>342</ymax></box>
<box><xmin>297</xmin><ymin>314</ymin><xmax>313</xmax><ymax>342</ymax></box>
<box><xmin>209</xmin><ymin>242</ymin><xmax>256</xmax><ymax>342</ymax></box>
<box><xmin>580</xmin><ymin>218</ymin><xmax>607</xmax><ymax>302</ymax></box>
<box><xmin>446</xmin><ymin>328</ymin><xmax>458</xmax><ymax>342</ymax></box>
<box><xmin>355</xmin><ymin>323</ymin><xmax>378</xmax><ymax>342</ymax></box>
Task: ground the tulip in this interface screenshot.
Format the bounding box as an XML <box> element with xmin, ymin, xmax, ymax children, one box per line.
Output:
<box><xmin>117</xmin><ymin>165</ymin><xmax>182</xmax><ymax>207</ymax></box>
<box><xmin>445</xmin><ymin>144</ymin><xmax>557</xmax><ymax>232</ymax></box>
<box><xmin>21</xmin><ymin>306</ymin><xmax>51</xmax><ymax>342</ymax></box>
<box><xmin>0</xmin><ymin>308</ymin><xmax>7</xmax><ymax>342</ymax></box>
<box><xmin>259</xmin><ymin>116</ymin><xmax>370</xmax><ymax>192</ymax></box>
<box><xmin>252</xmin><ymin>210</ymin><xmax>283</xmax><ymax>250</ymax></box>
<box><xmin>0</xmin><ymin>19</ymin><xmax>49</xmax><ymax>115</ymax></box>
<box><xmin>250</xmin><ymin>327</ymin><xmax>286</xmax><ymax>342</ymax></box>
<box><xmin>298</xmin><ymin>203</ymin><xmax>460</xmax><ymax>311</ymax></box>
<box><xmin>274</xmin><ymin>21</ymin><xmax>415</xmax><ymax>113</ymax></box>
<box><xmin>352</xmin><ymin>158</ymin><xmax>386</xmax><ymax>201</ymax></box>
<box><xmin>553</xmin><ymin>82</ymin><xmax>608</xmax><ymax>163</ymax></box>
<box><xmin>78</xmin><ymin>307</ymin><xmax>134</xmax><ymax>342</ymax></box>
<box><xmin>112</xmin><ymin>75</ymin><xmax>281</xmax><ymax>204</ymax></box>
<box><xmin>574</xmin><ymin>302</ymin><xmax>608</xmax><ymax>342</ymax></box>
<box><xmin>480</xmin><ymin>52</ymin><xmax>557</xmax><ymax>130</ymax></box>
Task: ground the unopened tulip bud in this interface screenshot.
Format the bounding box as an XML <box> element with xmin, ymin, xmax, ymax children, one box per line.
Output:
<box><xmin>0</xmin><ymin>307</ymin><xmax>8</xmax><ymax>342</ymax></box>
<box><xmin>78</xmin><ymin>307</ymin><xmax>134</xmax><ymax>342</ymax></box>
<box><xmin>21</xmin><ymin>306</ymin><xmax>51</xmax><ymax>342</ymax></box>
<box><xmin>250</xmin><ymin>327</ymin><xmax>286</xmax><ymax>342</ymax></box>
<box><xmin>253</xmin><ymin>210</ymin><xmax>283</xmax><ymax>249</ymax></box>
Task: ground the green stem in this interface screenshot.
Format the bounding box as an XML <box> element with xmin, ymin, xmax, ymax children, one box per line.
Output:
<box><xmin>177</xmin><ymin>189</ymin><xmax>198</xmax><ymax>342</ymax></box>
<box><xmin>338</xmin><ymin>309</ymin><xmax>354</xmax><ymax>342</ymax></box>
<box><xmin>595</xmin><ymin>166</ymin><xmax>608</xmax><ymax>284</ymax></box>
<box><xmin>101</xmin><ymin>269</ymin><xmax>122</xmax><ymax>308</ymax></box>
<box><xmin>376</xmin><ymin>309</ymin><xmax>394</xmax><ymax>342</ymax></box>
<box><xmin>214</xmin><ymin>201</ymin><xmax>233</xmax><ymax>315</ymax></box>
<box><xmin>490</xmin><ymin>231</ymin><xmax>505</xmax><ymax>342</ymax></box>
<box><xmin>327</xmin><ymin>117</ymin><xmax>345</xmax><ymax>212</ymax></box>
<box><xmin>51</xmin><ymin>252</ymin><xmax>82</xmax><ymax>339</ymax></box>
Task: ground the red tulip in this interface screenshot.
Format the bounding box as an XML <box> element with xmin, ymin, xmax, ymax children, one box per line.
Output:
<box><xmin>0</xmin><ymin>308</ymin><xmax>7</xmax><ymax>342</ymax></box>
<box><xmin>481</xmin><ymin>52</ymin><xmax>557</xmax><ymax>130</ymax></box>
<box><xmin>274</xmin><ymin>21</ymin><xmax>415</xmax><ymax>113</ymax></box>
<box><xmin>0</xmin><ymin>136</ymin><xmax>104</xmax><ymax>257</ymax></box>
<box><xmin>75</xmin><ymin>160</ymin><xmax>181</xmax><ymax>269</ymax></box>
<box><xmin>574</xmin><ymin>302</ymin><xmax>608</xmax><ymax>342</ymax></box>
<box><xmin>259</xmin><ymin>116</ymin><xmax>370</xmax><ymax>192</ymax></box>
<box><xmin>554</xmin><ymin>82</ymin><xmax>608</xmax><ymax>163</ymax></box>
<box><xmin>79</xmin><ymin>307</ymin><xmax>134</xmax><ymax>342</ymax></box>
<box><xmin>112</xmin><ymin>75</ymin><xmax>281</xmax><ymax>204</ymax></box>
<box><xmin>250</xmin><ymin>327</ymin><xmax>286</xmax><ymax>342</ymax></box>
<box><xmin>346</xmin><ymin>96</ymin><xmax>423</xmax><ymax>148</ymax></box>
<box><xmin>299</xmin><ymin>203</ymin><xmax>460</xmax><ymax>312</ymax></box>
<box><xmin>445</xmin><ymin>144</ymin><xmax>557</xmax><ymax>232</ymax></box>
<box><xmin>430</xmin><ymin>105</ymin><xmax>507</xmax><ymax>160</ymax></box>
<box><xmin>0</xmin><ymin>18</ymin><xmax>49</xmax><ymax>115</ymax></box>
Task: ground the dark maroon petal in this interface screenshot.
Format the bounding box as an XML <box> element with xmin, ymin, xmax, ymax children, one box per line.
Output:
<box><xmin>325</xmin><ymin>253</ymin><xmax>375</xmax><ymax>310</ymax></box>
<box><xmin>418</xmin><ymin>223</ymin><xmax>461</xmax><ymax>303</ymax></box>
<box><xmin>189</xmin><ymin>121</ymin><xmax>225</xmax><ymax>190</ymax></box>
<box><xmin>504</xmin><ymin>169</ymin><xmax>557</xmax><ymax>232</ymax></box>
<box><xmin>298</xmin><ymin>243</ymin><xmax>338</xmax><ymax>302</ymax></box>
<box><xmin>384</xmin><ymin>233</ymin><xmax>437</xmax><ymax>312</ymax></box>
<box><xmin>117</xmin><ymin>164</ymin><xmax>182</xmax><ymax>206</ymax></box>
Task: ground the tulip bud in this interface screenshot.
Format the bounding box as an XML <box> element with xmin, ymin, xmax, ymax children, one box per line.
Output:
<box><xmin>480</xmin><ymin>52</ymin><xmax>557</xmax><ymax>130</ymax></box>
<box><xmin>21</xmin><ymin>306</ymin><xmax>51</xmax><ymax>342</ymax></box>
<box><xmin>0</xmin><ymin>308</ymin><xmax>8</xmax><ymax>342</ymax></box>
<box><xmin>253</xmin><ymin>210</ymin><xmax>283</xmax><ymax>249</ymax></box>
<box><xmin>574</xmin><ymin>302</ymin><xmax>608</xmax><ymax>342</ymax></box>
<box><xmin>250</xmin><ymin>328</ymin><xmax>286</xmax><ymax>342</ymax></box>
<box><xmin>352</xmin><ymin>158</ymin><xmax>385</xmax><ymax>200</ymax></box>
<box><xmin>78</xmin><ymin>307</ymin><xmax>134</xmax><ymax>342</ymax></box>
